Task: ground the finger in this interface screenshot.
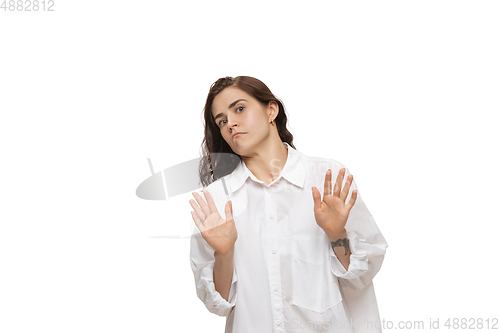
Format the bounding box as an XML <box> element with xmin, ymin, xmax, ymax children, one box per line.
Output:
<box><xmin>340</xmin><ymin>174</ymin><xmax>354</xmax><ymax>202</ymax></box>
<box><xmin>346</xmin><ymin>189</ymin><xmax>358</xmax><ymax>211</ymax></box>
<box><xmin>312</xmin><ymin>186</ymin><xmax>321</xmax><ymax>211</ymax></box>
<box><xmin>190</xmin><ymin>210</ymin><xmax>205</xmax><ymax>232</ymax></box>
<box><xmin>203</xmin><ymin>189</ymin><xmax>219</xmax><ymax>215</ymax></box>
<box><xmin>323</xmin><ymin>169</ymin><xmax>332</xmax><ymax>197</ymax></box>
<box><xmin>192</xmin><ymin>190</ymin><xmax>211</xmax><ymax>218</ymax></box>
<box><xmin>333</xmin><ymin>168</ymin><xmax>345</xmax><ymax>197</ymax></box>
<box><xmin>225</xmin><ymin>200</ymin><xmax>234</xmax><ymax>222</ymax></box>
<box><xmin>189</xmin><ymin>198</ymin><xmax>205</xmax><ymax>221</ymax></box>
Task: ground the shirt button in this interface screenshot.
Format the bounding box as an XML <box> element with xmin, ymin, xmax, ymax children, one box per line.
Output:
<box><xmin>269</xmin><ymin>215</ymin><xmax>274</xmax><ymax>219</ymax></box>
<box><xmin>272</xmin><ymin>249</ymin><xmax>276</xmax><ymax>254</ymax></box>
<box><xmin>273</xmin><ymin>286</ymin><xmax>278</xmax><ymax>291</ymax></box>
<box><xmin>276</xmin><ymin>320</ymin><xmax>281</xmax><ymax>325</ymax></box>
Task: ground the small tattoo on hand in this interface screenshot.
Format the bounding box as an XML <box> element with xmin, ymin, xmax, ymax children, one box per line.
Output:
<box><xmin>331</xmin><ymin>238</ymin><xmax>349</xmax><ymax>256</ymax></box>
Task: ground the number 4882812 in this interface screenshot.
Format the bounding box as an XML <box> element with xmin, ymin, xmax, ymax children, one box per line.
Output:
<box><xmin>444</xmin><ymin>318</ymin><xmax>498</xmax><ymax>330</ymax></box>
<box><xmin>1</xmin><ymin>0</ymin><xmax>55</xmax><ymax>11</ymax></box>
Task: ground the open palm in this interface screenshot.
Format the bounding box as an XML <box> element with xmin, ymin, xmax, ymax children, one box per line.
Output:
<box><xmin>312</xmin><ymin>168</ymin><xmax>358</xmax><ymax>236</ymax></box>
<box><xmin>189</xmin><ymin>189</ymin><xmax>237</xmax><ymax>255</ymax></box>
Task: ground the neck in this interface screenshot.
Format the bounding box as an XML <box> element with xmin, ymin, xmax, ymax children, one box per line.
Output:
<box><xmin>241</xmin><ymin>139</ymin><xmax>288</xmax><ymax>186</ymax></box>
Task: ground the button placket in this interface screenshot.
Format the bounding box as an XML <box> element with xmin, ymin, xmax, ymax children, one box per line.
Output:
<box><xmin>263</xmin><ymin>186</ymin><xmax>284</xmax><ymax>332</ymax></box>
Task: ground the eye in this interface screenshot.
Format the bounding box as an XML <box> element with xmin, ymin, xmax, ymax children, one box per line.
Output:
<box><xmin>218</xmin><ymin>107</ymin><xmax>244</xmax><ymax>127</ymax></box>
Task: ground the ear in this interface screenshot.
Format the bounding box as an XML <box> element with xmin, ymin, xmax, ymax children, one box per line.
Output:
<box><xmin>267</xmin><ymin>101</ymin><xmax>279</xmax><ymax>122</ymax></box>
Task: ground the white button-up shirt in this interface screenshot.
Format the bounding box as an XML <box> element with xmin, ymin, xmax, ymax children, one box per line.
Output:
<box><xmin>190</xmin><ymin>142</ymin><xmax>388</xmax><ymax>333</ymax></box>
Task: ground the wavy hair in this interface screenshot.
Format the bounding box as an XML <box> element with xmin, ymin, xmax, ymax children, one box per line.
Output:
<box><xmin>199</xmin><ymin>76</ymin><xmax>295</xmax><ymax>187</ymax></box>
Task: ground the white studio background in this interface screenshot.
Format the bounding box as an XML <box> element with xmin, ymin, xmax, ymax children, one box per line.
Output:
<box><xmin>1</xmin><ymin>1</ymin><xmax>499</xmax><ymax>332</ymax></box>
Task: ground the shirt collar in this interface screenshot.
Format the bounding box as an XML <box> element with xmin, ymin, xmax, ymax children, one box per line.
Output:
<box><xmin>228</xmin><ymin>142</ymin><xmax>307</xmax><ymax>193</ymax></box>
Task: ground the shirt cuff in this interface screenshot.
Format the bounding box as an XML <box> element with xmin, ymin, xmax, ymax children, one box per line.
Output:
<box><xmin>329</xmin><ymin>230</ymin><xmax>369</xmax><ymax>279</ymax></box>
<box><xmin>196</xmin><ymin>259</ymin><xmax>238</xmax><ymax>314</ymax></box>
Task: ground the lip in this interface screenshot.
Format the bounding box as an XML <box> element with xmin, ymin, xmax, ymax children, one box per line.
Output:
<box><xmin>232</xmin><ymin>132</ymin><xmax>246</xmax><ymax>139</ymax></box>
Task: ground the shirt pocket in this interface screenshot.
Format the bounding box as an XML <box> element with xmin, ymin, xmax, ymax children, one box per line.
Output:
<box><xmin>291</xmin><ymin>235</ymin><xmax>342</xmax><ymax>313</ymax></box>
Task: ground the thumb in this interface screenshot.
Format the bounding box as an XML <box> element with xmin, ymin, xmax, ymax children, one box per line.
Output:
<box><xmin>311</xmin><ymin>187</ymin><xmax>321</xmax><ymax>211</ymax></box>
<box><xmin>225</xmin><ymin>200</ymin><xmax>234</xmax><ymax>222</ymax></box>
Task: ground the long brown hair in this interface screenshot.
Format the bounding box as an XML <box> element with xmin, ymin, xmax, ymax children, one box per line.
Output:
<box><xmin>199</xmin><ymin>76</ymin><xmax>296</xmax><ymax>187</ymax></box>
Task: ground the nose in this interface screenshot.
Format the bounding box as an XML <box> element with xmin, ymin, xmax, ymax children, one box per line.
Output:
<box><xmin>227</xmin><ymin>114</ymin><xmax>238</xmax><ymax>129</ymax></box>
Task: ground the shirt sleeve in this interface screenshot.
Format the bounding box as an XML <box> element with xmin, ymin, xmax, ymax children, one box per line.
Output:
<box><xmin>190</xmin><ymin>228</ymin><xmax>238</xmax><ymax>317</ymax></box>
<box><xmin>328</xmin><ymin>165</ymin><xmax>388</xmax><ymax>290</ymax></box>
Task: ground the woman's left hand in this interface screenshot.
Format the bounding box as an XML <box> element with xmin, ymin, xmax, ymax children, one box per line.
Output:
<box><xmin>312</xmin><ymin>168</ymin><xmax>358</xmax><ymax>237</ymax></box>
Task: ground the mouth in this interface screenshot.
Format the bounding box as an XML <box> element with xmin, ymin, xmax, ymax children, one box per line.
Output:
<box><xmin>232</xmin><ymin>132</ymin><xmax>246</xmax><ymax>139</ymax></box>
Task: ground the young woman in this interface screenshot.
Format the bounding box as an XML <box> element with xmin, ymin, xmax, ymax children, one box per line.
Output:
<box><xmin>189</xmin><ymin>76</ymin><xmax>388</xmax><ymax>333</ymax></box>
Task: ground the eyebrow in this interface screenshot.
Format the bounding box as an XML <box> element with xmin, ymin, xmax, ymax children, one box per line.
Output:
<box><xmin>213</xmin><ymin>99</ymin><xmax>248</xmax><ymax>122</ymax></box>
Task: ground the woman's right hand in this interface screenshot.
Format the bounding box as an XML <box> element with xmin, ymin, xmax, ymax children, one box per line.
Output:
<box><xmin>189</xmin><ymin>189</ymin><xmax>237</xmax><ymax>255</ymax></box>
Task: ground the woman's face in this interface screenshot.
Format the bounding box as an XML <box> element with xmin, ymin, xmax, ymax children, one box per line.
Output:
<box><xmin>212</xmin><ymin>87</ymin><xmax>277</xmax><ymax>155</ymax></box>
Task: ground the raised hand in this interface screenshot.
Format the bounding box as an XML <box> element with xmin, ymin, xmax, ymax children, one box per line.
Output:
<box><xmin>189</xmin><ymin>189</ymin><xmax>238</xmax><ymax>255</ymax></box>
<box><xmin>311</xmin><ymin>168</ymin><xmax>358</xmax><ymax>237</ymax></box>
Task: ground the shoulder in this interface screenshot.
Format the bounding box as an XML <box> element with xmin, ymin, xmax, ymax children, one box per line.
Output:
<box><xmin>198</xmin><ymin>175</ymin><xmax>232</xmax><ymax>216</ymax></box>
<box><xmin>299</xmin><ymin>149</ymin><xmax>352</xmax><ymax>176</ymax></box>
<box><xmin>203</xmin><ymin>174</ymin><xmax>230</xmax><ymax>196</ymax></box>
